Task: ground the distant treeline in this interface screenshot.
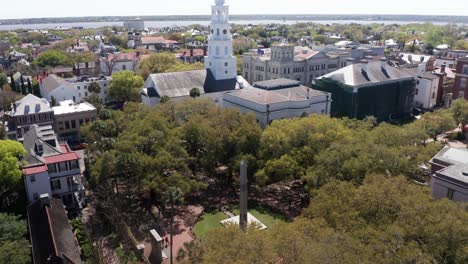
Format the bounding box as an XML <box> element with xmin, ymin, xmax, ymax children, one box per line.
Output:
<box><xmin>1</xmin><ymin>14</ymin><xmax>467</xmax><ymax>25</ymax></box>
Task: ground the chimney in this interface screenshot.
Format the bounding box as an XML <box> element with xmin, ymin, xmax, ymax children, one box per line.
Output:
<box><xmin>441</xmin><ymin>63</ymin><xmax>446</xmax><ymax>75</ymax></box>
<box><xmin>39</xmin><ymin>193</ymin><xmax>51</xmax><ymax>208</ymax></box>
<box><xmin>360</xmin><ymin>59</ymin><xmax>369</xmax><ymax>73</ymax></box>
<box><xmin>417</xmin><ymin>62</ymin><xmax>426</xmax><ymax>76</ymax></box>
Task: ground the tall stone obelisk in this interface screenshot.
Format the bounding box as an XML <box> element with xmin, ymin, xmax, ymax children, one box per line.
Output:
<box><xmin>239</xmin><ymin>160</ymin><xmax>248</xmax><ymax>231</ymax></box>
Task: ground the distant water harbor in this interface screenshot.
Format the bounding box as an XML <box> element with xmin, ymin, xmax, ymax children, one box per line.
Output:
<box><xmin>0</xmin><ymin>19</ymin><xmax>464</xmax><ymax>31</ymax></box>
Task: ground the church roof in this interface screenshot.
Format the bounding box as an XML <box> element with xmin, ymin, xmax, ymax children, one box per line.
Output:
<box><xmin>144</xmin><ymin>69</ymin><xmax>241</xmax><ymax>98</ymax></box>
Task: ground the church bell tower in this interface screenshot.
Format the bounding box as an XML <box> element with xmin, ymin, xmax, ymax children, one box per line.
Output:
<box><xmin>205</xmin><ymin>0</ymin><xmax>237</xmax><ymax>80</ymax></box>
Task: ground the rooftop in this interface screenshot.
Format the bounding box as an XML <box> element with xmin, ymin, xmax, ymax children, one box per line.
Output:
<box><xmin>11</xmin><ymin>94</ymin><xmax>52</xmax><ymax>116</ymax></box>
<box><xmin>53</xmin><ymin>100</ymin><xmax>97</xmax><ymax>115</ymax></box>
<box><xmin>253</xmin><ymin>79</ymin><xmax>301</xmax><ymax>90</ymax></box>
<box><xmin>27</xmin><ymin>197</ymin><xmax>83</xmax><ymax>264</ymax></box>
<box><xmin>320</xmin><ymin>61</ymin><xmax>414</xmax><ymax>88</ymax></box>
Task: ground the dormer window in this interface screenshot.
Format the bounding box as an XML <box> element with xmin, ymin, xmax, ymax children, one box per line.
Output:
<box><xmin>36</xmin><ymin>144</ymin><xmax>43</xmax><ymax>155</ymax></box>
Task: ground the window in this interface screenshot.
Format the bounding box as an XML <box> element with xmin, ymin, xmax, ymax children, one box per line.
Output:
<box><xmin>65</xmin><ymin>121</ymin><xmax>70</xmax><ymax>129</ymax></box>
<box><xmin>432</xmin><ymin>92</ymin><xmax>436</xmax><ymax>99</ymax></box>
<box><xmin>59</xmin><ymin>162</ymin><xmax>67</xmax><ymax>172</ymax></box>
<box><xmin>417</xmin><ymin>80</ymin><xmax>420</xmax><ymax>85</ymax></box>
<box><xmin>79</xmin><ymin>119</ymin><xmax>84</xmax><ymax>126</ymax></box>
<box><xmin>415</xmin><ymin>89</ymin><xmax>419</xmax><ymax>95</ymax></box>
<box><xmin>461</xmin><ymin>78</ymin><xmax>467</xmax><ymax>89</ymax></box>
<box><xmin>463</xmin><ymin>65</ymin><xmax>468</xmax><ymax>75</ymax></box>
<box><xmin>447</xmin><ymin>188</ymin><xmax>455</xmax><ymax>200</ymax></box>
<box><xmin>225</xmin><ymin>62</ymin><xmax>228</xmax><ymax>67</ymax></box>
<box><xmin>73</xmin><ymin>96</ymin><xmax>76</xmax><ymax>102</ymax></box>
<box><xmin>217</xmin><ymin>28</ymin><xmax>220</xmax><ymax>35</ymax></box>
<box><xmin>51</xmin><ymin>179</ymin><xmax>61</xmax><ymax>191</ymax></box>
<box><xmin>85</xmin><ymin>92</ymin><xmax>88</xmax><ymax>97</ymax></box>
<box><xmin>67</xmin><ymin>177</ymin><xmax>73</xmax><ymax>189</ymax></box>
<box><xmin>48</xmin><ymin>164</ymin><xmax>57</xmax><ymax>173</ymax></box>
<box><xmin>77</xmin><ymin>86</ymin><xmax>80</xmax><ymax>90</ymax></box>
<box><xmin>70</xmin><ymin>160</ymin><xmax>79</xmax><ymax>170</ymax></box>
<box><xmin>223</xmin><ymin>29</ymin><xmax>227</xmax><ymax>35</ymax></box>
<box><xmin>30</xmin><ymin>175</ymin><xmax>36</xmax><ymax>183</ymax></box>
<box><xmin>71</xmin><ymin>120</ymin><xmax>77</xmax><ymax>129</ymax></box>
<box><xmin>122</xmin><ymin>65</ymin><xmax>127</xmax><ymax>70</ymax></box>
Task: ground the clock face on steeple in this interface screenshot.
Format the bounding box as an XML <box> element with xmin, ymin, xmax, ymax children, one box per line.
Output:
<box><xmin>215</xmin><ymin>0</ymin><xmax>225</xmax><ymax>6</ymax></box>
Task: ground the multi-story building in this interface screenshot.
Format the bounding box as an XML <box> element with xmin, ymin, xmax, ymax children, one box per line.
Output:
<box><xmin>40</xmin><ymin>74</ymin><xmax>112</xmax><ymax>103</ymax></box>
<box><xmin>53</xmin><ymin>100</ymin><xmax>97</xmax><ymax>145</ymax></box>
<box><xmin>453</xmin><ymin>57</ymin><xmax>468</xmax><ymax>100</ymax></box>
<box><xmin>447</xmin><ymin>50</ymin><xmax>468</xmax><ymax>60</ymax></box>
<box><xmin>100</xmin><ymin>52</ymin><xmax>149</xmax><ymax>75</ymax></box>
<box><xmin>223</xmin><ymin>79</ymin><xmax>331</xmax><ymax>127</ymax></box>
<box><xmin>6</xmin><ymin>94</ymin><xmax>54</xmax><ymax>140</ymax></box>
<box><xmin>401</xmin><ymin>63</ymin><xmax>440</xmax><ymax>110</ymax></box>
<box><xmin>429</xmin><ymin>146</ymin><xmax>468</xmax><ymax>202</ymax></box>
<box><xmin>242</xmin><ymin>43</ymin><xmax>349</xmax><ymax>86</ymax></box>
<box><xmin>22</xmin><ymin>125</ymin><xmax>84</xmax><ymax>208</ymax></box>
<box><xmin>313</xmin><ymin>59</ymin><xmax>415</xmax><ymax>121</ymax></box>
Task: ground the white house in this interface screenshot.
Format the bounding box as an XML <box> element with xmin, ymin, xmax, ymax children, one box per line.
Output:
<box><xmin>402</xmin><ymin>63</ymin><xmax>440</xmax><ymax>110</ymax></box>
<box><xmin>39</xmin><ymin>74</ymin><xmax>111</xmax><ymax>103</ymax></box>
<box><xmin>223</xmin><ymin>79</ymin><xmax>332</xmax><ymax>127</ymax></box>
<box><xmin>22</xmin><ymin>125</ymin><xmax>85</xmax><ymax>208</ymax></box>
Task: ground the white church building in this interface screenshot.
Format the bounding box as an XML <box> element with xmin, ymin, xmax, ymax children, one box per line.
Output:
<box><xmin>141</xmin><ymin>0</ymin><xmax>243</xmax><ymax>106</ymax></box>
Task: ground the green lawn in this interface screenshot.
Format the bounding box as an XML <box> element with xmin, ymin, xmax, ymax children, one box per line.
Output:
<box><xmin>193</xmin><ymin>210</ymin><xmax>227</xmax><ymax>239</ymax></box>
<box><xmin>193</xmin><ymin>206</ymin><xmax>289</xmax><ymax>239</ymax></box>
<box><xmin>232</xmin><ymin>206</ymin><xmax>288</xmax><ymax>227</ymax></box>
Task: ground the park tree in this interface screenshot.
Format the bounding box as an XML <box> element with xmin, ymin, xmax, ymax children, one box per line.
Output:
<box><xmin>160</xmin><ymin>95</ymin><xmax>171</xmax><ymax>104</ymax></box>
<box><xmin>138</xmin><ymin>53</ymin><xmax>204</xmax><ymax>79</ymax></box>
<box><xmin>0</xmin><ymin>141</ymin><xmax>26</xmax><ymax>208</ymax></box>
<box><xmin>418</xmin><ymin>110</ymin><xmax>457</xmax><ymax>140</ymax></box>
<box><xmin>108</xmin><ymin>70</ymin><xmax>144</xmax><ymax>103</ymax></box>
<box><xmin>198</xmin><ymin>175</ymin><xmax>468</xmax><ymax>264</ymax></box>
<box><xmin>452</xmin><ymin>39</ymin><xmax>468</xmax><ymax>50</ymax></box>
<box><xmin>451</xmin><ymin>99</ymin><xmax>468</xmax><ymax>128</ymax></box>
<box><xmin>0</xmin><ymin>124</ymin><xmax>6</xmax><ymax>139</ymax></box>
<box><xmin>34</xmin><ymin>50</ymin><xmax>73</xmax><ymax>68</ymax></box>
<box><xmin>88</xmin><ymin>81</ymin><xmax>101</xmax><ymax>94</ymax></box>
<box><xmin>0</xmin><ymin>73</ymin><xmax>7</xmax><ymax>87</ymax></box>
<box><xmin>32</xmin><ymin>79</ymin><xmax>41</xmax><ymax>97</ymax></box>
<box><xmin>0</xmin><ymin>213</ymin><xmax>30</xmax><ymax>264</ymax></box>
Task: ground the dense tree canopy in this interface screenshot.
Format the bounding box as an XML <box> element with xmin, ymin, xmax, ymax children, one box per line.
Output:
<box><xmin>0</xmin><ymin>141</ymin><xmax>26</xmax><ymax>204</ymax></box>
<box><xmin>197</xmin><ymin>175</ymin><xmax>468</xmax><ymax>264</ymax></box>
<box><xmin>0</xmin><ymin>214</ymin><xmax>30</xmax><ymax>264</ymax></box>
<box><xmin>108</xmin><ymin>70</ymin><xmax>144</xmax><ymax>103</ymax></box>
<box><xmin>34</xmin><ymin>50</ymin><xmax>73</xmax><ymax>67</ymax></box>
<box><xmin>138</xmin><ymin>53</ymin><xmax>204</xmax><ymax>80</ymax></box>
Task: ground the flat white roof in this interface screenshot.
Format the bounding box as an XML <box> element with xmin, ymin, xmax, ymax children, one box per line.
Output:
<box><xmin>53</xmin><ymin>100</ymin><xmax>96</xmax><ymax>115</ymax></box>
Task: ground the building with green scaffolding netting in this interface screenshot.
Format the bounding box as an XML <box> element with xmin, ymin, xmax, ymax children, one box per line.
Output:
<box><xmin>313</xmin><ymin>59</ymin><xmax>416</xmax><ymax>121</ymax></box>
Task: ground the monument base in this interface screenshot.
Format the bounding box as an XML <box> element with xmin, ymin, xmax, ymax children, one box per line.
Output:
<box><xmin>220</xmin><ymin>213</ymin><xmax>267</xmax><ymax>230</ymax></box>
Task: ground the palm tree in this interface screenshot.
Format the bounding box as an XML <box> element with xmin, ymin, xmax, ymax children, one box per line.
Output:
<box><xmin>163</xmin><ymin>187</ymin><xmax>183</xmax><ymax>264</ymax></box>
<box><xmin>189</xmin><ymin>87</ymin><xmax>200</xmax><ymax>100</ymax></box>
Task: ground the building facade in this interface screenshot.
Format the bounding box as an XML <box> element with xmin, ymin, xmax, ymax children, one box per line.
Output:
<box><xmin>40</xmin><ymin>74</ymin><xmax>111</xmax><ymax>103</ymax></box>
<box><xmin>242</xmin><ymin>44</ymin><xmax>349</xmax><ymax>86</ymax></box>
<box><xmin>429</xmin><ymin>146</ymin><xmax>468</xmax><ymax>202</ymax></box>
<box><xmin>53</xmin><ymin>100</ymin><xmax>97</xmax><ymax>145</ymax></box>
<box><xmin>453</xmin><ymin>57</ymin><xmax>468</xmax><ymax>100</ymax></box>
<box><xmin>223</xmin><ymin>79</ymin><xmax>331</xmax><ymax>127</ymax></box>
<box><xmin>204</xmin><ymin>0</ymin><xmax>237</xmax><ymax>81</ymax></box>
<box><xmin>6</xmin><ymin>94</ymin><xmax>54</xmax><ymax>140</ymax></box>
<box><xmin>313</xmin><ymin>59</ymin><xmax>415</xmax><ymax>121</ymax></box>
<box><xmin>22</xmin><ymin>125</ymin><xmax>84</xmax><ymax>208</ymax></box>
<box><xmin>402</xmin><ymin>63</ymin><xmax>440</xmax><ymax>110</ymax></box>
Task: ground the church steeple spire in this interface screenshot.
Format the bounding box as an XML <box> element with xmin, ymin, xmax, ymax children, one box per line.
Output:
<box><xmin>205</xmin><ymin>0</ymin><xmax>237</xmax><ymax>80</ymax></box>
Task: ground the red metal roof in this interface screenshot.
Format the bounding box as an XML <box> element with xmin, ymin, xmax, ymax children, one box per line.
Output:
<box><xmin>23</xmin><ymin>165</ymin><xmax>48</xmax><ymax>175</ymax></box>
<box><xmin>44</xmin><ymin>152</ymin><xmax>80</xmax><ymax>164</ymax></box>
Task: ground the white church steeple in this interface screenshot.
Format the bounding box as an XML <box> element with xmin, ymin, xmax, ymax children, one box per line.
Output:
<box><xmin>205</xmin><ymin>0</ymin><xmax>237</xmax><ymax>80</ymax></box>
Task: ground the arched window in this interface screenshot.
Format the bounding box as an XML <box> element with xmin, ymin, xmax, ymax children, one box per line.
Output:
<box><xmin>223</xmin><ymin>29</ymin><xmax>227</xmax><ymax>35</ymax></box>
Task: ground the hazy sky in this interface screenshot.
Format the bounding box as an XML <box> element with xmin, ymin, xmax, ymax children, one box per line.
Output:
<box><xmin>3</xmin><ymin>0</ymin><xmax>468</xmax><ymax>19</ymax></box>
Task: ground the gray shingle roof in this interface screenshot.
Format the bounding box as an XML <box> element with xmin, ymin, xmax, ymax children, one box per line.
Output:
<box><xmin>145</xmin><ymin>69</ymin><xmax>240</xmax><ymax>98</ymax></box>
<box><xmin>12</xmin><ymin>94</ymin><xmax>53</xmax><ymax>116</ymax></box>
<box><xmin>321</xmin><ymin>61</ymin><xmax>413</xmax><ymax>88</ymax></box>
